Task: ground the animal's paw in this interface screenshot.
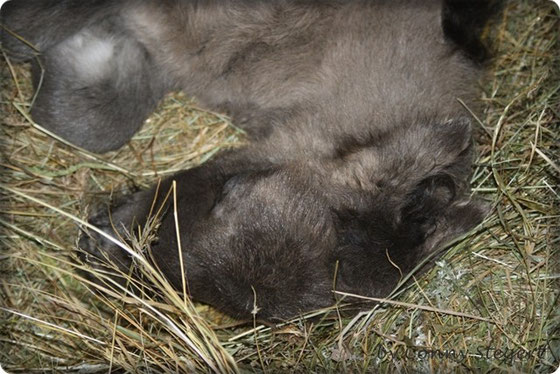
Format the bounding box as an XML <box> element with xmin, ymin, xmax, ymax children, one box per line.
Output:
<box><xmin>77</xmin><ymin>205</ymin><xmax>137</xmax><ymax>290</ymax></box>
<box><xmin>77</xmin><ymin>186</ymin><xmax>159</xmax><ymax>288</ymax></box>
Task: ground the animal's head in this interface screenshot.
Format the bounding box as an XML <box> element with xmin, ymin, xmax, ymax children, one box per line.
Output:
<box><xmin>80</xmin><ymin>118</ymin><xmax>487</xmax><ymax>321</ymax></box>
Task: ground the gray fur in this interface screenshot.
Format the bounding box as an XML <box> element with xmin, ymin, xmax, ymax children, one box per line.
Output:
<box><xmin>1</xmin><ymin>0</ymin><xmax>489</xmax><ymax>321</ymax></box>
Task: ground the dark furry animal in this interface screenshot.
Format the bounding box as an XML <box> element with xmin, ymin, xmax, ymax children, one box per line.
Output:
<box><xmin>1</xmin><ymin>0</ymin><xmax>494</xmax><ymax>321</ymax></box>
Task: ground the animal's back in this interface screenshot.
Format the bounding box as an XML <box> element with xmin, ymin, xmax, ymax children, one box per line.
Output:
<box><xmin>127</xmin><ymin>0</ymin><xmax>481</xmax><ymax>159</ymax></box>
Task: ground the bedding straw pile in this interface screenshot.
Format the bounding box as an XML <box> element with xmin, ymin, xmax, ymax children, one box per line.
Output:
<box><xmin>0</xmin><ymin>1</ymin><xmax>558</xmax><ymax>372</ymax></box>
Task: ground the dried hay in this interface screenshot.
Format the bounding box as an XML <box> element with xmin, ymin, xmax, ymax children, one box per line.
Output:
<box><xmin>0</xmin><ymin>1</ymin><xmax>558</xmax><ymax>372</ymax></box>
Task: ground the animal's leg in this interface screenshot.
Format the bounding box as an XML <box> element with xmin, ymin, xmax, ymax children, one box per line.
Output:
<box><xmin>2</xmin><ymin>0</ymin><xmax>167</xmax><ymax>152</ymax></box>
<box><xmin>1</xmin><ymin>0</ymin><xmax>117</xmax><ymax>60</ymax></box>
<box><xmin>30</xmin><ymin>21</ymin><xmax>165</xmax><ymax>152</ymax></box>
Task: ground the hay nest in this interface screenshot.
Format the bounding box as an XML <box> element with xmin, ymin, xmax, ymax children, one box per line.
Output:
<box><xmin>0</xmin><ymin>1</ymin><xmax>558</xmax><ymax>372</ymax></box>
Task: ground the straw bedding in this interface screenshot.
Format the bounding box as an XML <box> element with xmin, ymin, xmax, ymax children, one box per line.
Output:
<box><xmin>0</xmin><ymin>1</ymin><xmax>558</xmax><ymax>372</ymax></box>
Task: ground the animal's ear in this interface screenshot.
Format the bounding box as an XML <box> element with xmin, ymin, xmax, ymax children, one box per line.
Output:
<box><xmin>398</xmin><ymin>173</ymin><xmax>458</xmax><ymax>244</ymax></box>
<box><xmin>425</xmin><ymin>198</ymin><xmax>489</xmax><ymax>251</ymax></box>
<box><xmin>398</xmin><ymin>116</ymin><xmax>482</xmax><ymax>241</ymax></box>
<box><xmin>399</xmin><ymin>171</ymin><xmax>489</xmax><ymax>256</ymax></box>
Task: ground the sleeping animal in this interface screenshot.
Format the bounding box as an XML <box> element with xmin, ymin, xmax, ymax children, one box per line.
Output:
<box><xmin>1</xmin><ymin>0</ymin><xmax>495</xmax><ymax>321</ymax></box>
